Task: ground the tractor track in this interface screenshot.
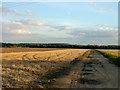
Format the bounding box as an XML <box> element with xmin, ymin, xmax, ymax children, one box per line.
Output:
<box><xmin>52</xmin><ymin>50</ymin><xmax>118</xmax><ymax>88</ymax></box>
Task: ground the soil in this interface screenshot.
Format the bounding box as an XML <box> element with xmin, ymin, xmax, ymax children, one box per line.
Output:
<box><xmin>52</xmin><ymin>50</ymin><xmax>118</xmax><ymax>88</ymax></box>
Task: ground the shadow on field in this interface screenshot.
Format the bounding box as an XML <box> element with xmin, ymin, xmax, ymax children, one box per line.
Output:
<box><xmin>2</xmin><ymin>50</ymin><xmax>91</xmax><ymax>89</ymax></box>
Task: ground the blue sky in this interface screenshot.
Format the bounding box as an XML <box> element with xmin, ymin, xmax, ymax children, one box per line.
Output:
<box><xmin>1</xmin><ymin>2</ymin><xmax>118</xmax><ymax>45</ymax></box>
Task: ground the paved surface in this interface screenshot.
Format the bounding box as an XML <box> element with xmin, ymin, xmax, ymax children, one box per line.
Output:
<box><xmin>53</xmin><ymin>50</ymin><xmax>118</xmax><ymax>88</ymax></box>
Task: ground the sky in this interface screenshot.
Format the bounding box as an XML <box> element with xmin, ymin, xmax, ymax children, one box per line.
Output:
<box><xmin>1</xmin><ymin>2</ymin><xmax>118</xmax><ymax>45</ymax></box>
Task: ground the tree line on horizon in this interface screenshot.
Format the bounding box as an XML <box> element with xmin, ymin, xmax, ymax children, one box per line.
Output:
<box><xmin>1</xmin><ymin>43</ymin><xmax>119</xmax><ymax>49</ymax></box>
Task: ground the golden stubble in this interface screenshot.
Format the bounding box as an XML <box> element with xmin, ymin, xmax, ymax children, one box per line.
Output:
<box><xmin>2</xmin><ymin>49</ymin><xmax>89</xmax><ymax>88</ymax></box>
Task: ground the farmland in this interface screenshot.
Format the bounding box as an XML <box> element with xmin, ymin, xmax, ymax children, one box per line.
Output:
<box><xmin>97</xmin><ymin>49</ymin><xmax>120</xmax><ymax>66</ymax></box>
<box><xmin>1</xmin><ymin>48</ymin><xmax>119</xmax><ymax>88</ymax></box>
<box><xmin>2</xmin><ymin>48</ymin><xmax>89</xmax><ymax>88</ymax></box>
<box><xmin>1</xmin><ymin>48</ymin><xmax>65</xmax><ymax>53</ymax></box>
<box><xmin>97</xmin><ymin>49</ymin><xmax>119</xmax><ymax>57</ymax></box>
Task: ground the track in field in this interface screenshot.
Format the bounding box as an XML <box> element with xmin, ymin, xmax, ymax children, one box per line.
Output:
<box><xmin>53</xmin><ymin>50</ymin><xmax>118</xmax><ymax>88</ymax></box>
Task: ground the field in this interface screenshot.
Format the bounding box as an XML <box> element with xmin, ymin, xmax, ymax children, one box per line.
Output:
<box><xmin>97</xmin><ymin>49</ymin><xmax>119</xmax><ymax>57</ymax></box>
<box><xmin>1</xmin><ymin>48</ymin><xmax>65</xmax><ymax>53</ymax></box>
<box><xmin>2</xmin><ymin>48</ymin><xmax>89</xmax><ymax>88</ymax></box>
<box><xmin>97</xmin><ymin>49</ymin><xmax>120</xmax><ymax>66</ymax></box>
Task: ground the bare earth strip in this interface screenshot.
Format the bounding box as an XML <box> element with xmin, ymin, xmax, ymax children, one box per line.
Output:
<box><xmin>52</xmin><ymin>50</ymin><xmax>118</xmax><ymax>88</ymax></box>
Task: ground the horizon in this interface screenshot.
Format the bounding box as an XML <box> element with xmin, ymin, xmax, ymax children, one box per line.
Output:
<box><xmin>1</xmin><ymin>42</ymin><xmax>119</xmax><ymax>46</ymax></box>
<box><xmin>1</xmin><ymin>2</ymin><xmax>118</xmax><ymax>45</ymax></box>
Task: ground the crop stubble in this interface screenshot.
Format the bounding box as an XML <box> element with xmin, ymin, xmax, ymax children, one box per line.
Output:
<box><xmin>2</xmin><ymin>49</ymin><xmax>89</xmax><ymax>88</ymax></box>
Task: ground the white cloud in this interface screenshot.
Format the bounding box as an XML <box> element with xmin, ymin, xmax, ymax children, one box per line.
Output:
<box><xmin>15</xmin><ymin>18</ymin><xmax>72</xmax><ymax>30</ymax></box>
<box><xmin>97</xmin><ymin>24</ymin><xmax>110</xmax><ymax>27</ymax></box>
<box><xmin>2</xmin><ymin>20</ymin><xmax>31</xmax><ymax>34</ymax></box>
<box><xmin>99</xmin><ymin>27</ymin><xmax>104</xmax><ymax>30</ymax></box>
<box><xmin>89</xmin><ymin>1</ymin><xmax>96</xmax><ymax>6</ymax></box>
<box><xmin>2</xmin><ymin>18</ymin><xmax>118</xmax><ymax>43</ymax></box>
<box><xmin>2</xmin><ymin>19</ymin><xmax>118</xmax><ymax>45</ymax></box>
<box><xmin>105</xmin><ymin>27</ymin><xmax>109</xmax><ymax>30</ymax></box>
<box><xmin>97</xmin><ymin>24</ymin><xmax>117</xmax><ymax>31</ymax></box>
<box><xmin>89</xmin><ymin>2</ymin><xmax>116</xmax><ymax>13</ymax></box>
<box><xmin>97</xmin><ymin>7</ymin><xmax>114</xmax><ymax>12</ymax></box>
<box><xmin>25</xmin><ymin>10</ymin><xmax>33</xmax><ymax>16</ymax></box>
<box><xmin>17</xmin><ymin>19</ymin><xmax>47</xmax><ymax>26</ymax></box>
<box><xmin>2</xmin><ymin>19</ymin><xmax>73</xmax><ymax>35</ymax></box>
<box><xmin>0</xmin><ymin>5</ymin><xmax>33</xmax><ymax>16</ymax></box>
<box><xmin>65</xmin><ymin>26</ymin><xmax>72</xmax><ymax>30</ymax></box>
<box><xmin>10</xmin><ymin>29</ymin><xmax>31</xmax><ymax>34</ymax></box>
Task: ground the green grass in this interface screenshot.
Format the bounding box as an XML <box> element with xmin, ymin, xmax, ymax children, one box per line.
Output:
<box><xmin>96</xmin><ymin>50</ymin><xmax>120</xmax><ymax>67</ymax></box>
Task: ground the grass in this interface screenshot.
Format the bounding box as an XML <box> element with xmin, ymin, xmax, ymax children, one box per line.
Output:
<box><xmin>96</xmin><ymin>49</ymin><xmax>120</xmax><ymax>66</ymax></box>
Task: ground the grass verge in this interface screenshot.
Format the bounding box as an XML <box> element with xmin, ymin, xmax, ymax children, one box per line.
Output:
<box><xmin>96</xmin><ymin>50</ymin><xmax>120</xmax><ymax>67</ymax></box>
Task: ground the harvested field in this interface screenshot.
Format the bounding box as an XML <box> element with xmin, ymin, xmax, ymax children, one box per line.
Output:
<box><xmin>2</xmin><ymin>49</ymin><xmax>89</xmax><ymax>88</ymax></box>
<box><xmin>1</xmin><ymin>48</ymin><xmax>65</xmax><ymax>53</ymax></box>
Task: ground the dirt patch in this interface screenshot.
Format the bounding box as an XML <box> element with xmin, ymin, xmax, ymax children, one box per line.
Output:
<box><xmin>80</xmin><ymin>72</ymin><xmax>93</xmax><ymax>76</ymax></box>
<box><xmin>52</xmin><ymin>50</ymin><xmax>118</xmax><ymax>88</ymax></box>
<box><xmin>81</xmin><ymin>68</ymin><xmax>93</xmax><ymax>72</ymax></box>
<box><xmin>78</xmin><ymin>78</ymin><xmax>102</xmax><ymax>85</ymax></box>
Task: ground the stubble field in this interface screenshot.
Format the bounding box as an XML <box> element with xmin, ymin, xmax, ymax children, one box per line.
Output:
<box><xmin>1</xmin><ymin>48</ymin><xmax>65</xmax><ymax>53</ymax></box>
<box><xmin>2</xmin><ymin>48</ymin><xmax>89</xmax><ymax>88</ymax></box>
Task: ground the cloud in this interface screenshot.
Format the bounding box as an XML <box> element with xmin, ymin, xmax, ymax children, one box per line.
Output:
<box><xmin>89</xmin><ymin>1</ymin><xmax>96</xmax><ymax>6</ymax></box>
<box><xmin>0</xmin><ymin>5</ymin><xmax>33</xmax><ymax>16</ymax></box>
<box><xmin>25</xmin><ymin>10</ymin><xmax>33</xmax><ymax>16</ymax></box>
<box><xmin>2</xmin><ymin>18</ymin><xmax>118</xmax><ymax>45</ymax></box>
<box><xmin>2</xmin><ymin>19</ymin><xmax>118</xmax><ymax>36</ymax></box>
<box><xmin>15</xmin><ymin>18</ymin><xmax>72</xmax><ymax>30</ymax></box>
<box><xmin>97</xmin><ymin>7</ymin><xmax>114</xmax><ymax>12</ymax></box>
<box><xmin>2</xmin><ymin>19</ymin><xmax>73</xmax><ymax>36</ymax></box>
<box><xmin>67</xmin><ymin>27</ymin><xmax>118</xmax><ymax>39</ymax></box>
<box><xmin>97</xmin><ymin>24</ymin><xmax>117</xmax><ymax>31</ymax></box>
<box><xmin>2</xmin><ymin>20</ymin><xmax>31</xmax><ymax>34</ymax></box>
<box><xmin>2</xmin><ymin>19</ymin><xmax>72</xmax><ymax>42</ymax></box>
<box><xmin>99</xmin><ymin>27</ymin><xmax>117</xmax><ymax>31</ymax></box>
<box><xmin>97</xmin><ymin>24</ymin><xmax>110</xmax><ymax>27</ymax></box>
<box><xmin>2</xmin><ymin>19</ymin><xmax>68</xmax><ymax>36</ymax></box>
<box><xmin>2</xmin><ymin>33</ymin><xmax>47</xmax><ymax>43</ymax></box>
<box><xmin>65</xmin><ymin>26</ymin><xmax>118</xmax><ymax>45</ymax></box>
<box><xmin>10</xmin><ymin>29</ymin><xmax>31</xmax><ymax>34</ymax></box>
<box><xmin>89</xmin><ymin>2</ymin><xmax>115</xmax><ymax>12</ymax></box>
<box><xmin>2</xmin><ymin>19</ymin><xmax>118</xmax><ymax>45</ymax></box>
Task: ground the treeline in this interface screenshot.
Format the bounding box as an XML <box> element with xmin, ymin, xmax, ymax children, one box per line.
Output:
<box><xmin>1</xmin><ymin>43</ymin><xmax>119</xmax><ymax>49</ymax></box>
